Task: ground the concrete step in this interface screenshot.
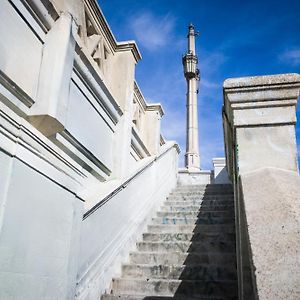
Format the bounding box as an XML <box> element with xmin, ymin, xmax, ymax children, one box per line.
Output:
<box><xmin>160</xmin><ymin>205</ymin><xmax>234</xmax><ymax>213</ymax></box>
<box><xmin>142</xmin><ymin>232</ymin><xmax>236</xmax><ymax>243</ymax></box>
<box><xmin>173</xmin><ymin>189</ymin><xmax>233</xmax><ymax>195</ymax></box>
<box><xmin>129</xmin><ymin>251</ymin><xmax>237</xmax><ymax>266</ymax></box>
<box><xmin>102</xmin><ymin>294</ymin><xmax>226</xmax><ymax>300</ymax></box>
<box><xmin>170</xmin><ymin>192</ymin><xmax>234</xmax><ymax>198</ymax></box>
<box><xmin>167</xmin><ymin>195</ymin><xmax>233</xmax><ymax>201</ymax></box>
<box><xmin>136</xmin><ymin>241</ymin><xmax>235</xmax><ymax>253</ymax></box>
<box><xmin>122</xmin><ymin>264</ymin><xmax>237</xmax><ymax>281</ymax></box>
<box><xmin>152</xmin><ymin>216</ymin><xmax>234</xmax><ymax>225</ymax></box>
<box><xmin>157</xmin><ymin>211</ymin><xmax>234</xmax><ymax>219</ymax></box>
<box><xmin>175</xmin><ymin>185</ymin><xmax>232</xmax><ymax>191</ymax></box>
<box><xmin>111</xmin><ymin>278</ymin><xmax>237</xmax><ymax>298</ymax></box>
<box><xmin>148</xmin><ymin>224</ymin><xmax>235</xmax><ymax>234</ymax></box>
<box><xmin>164</xmin><ymin>200</ymin><xmax>233</xmax><ymax>206</ymax></box>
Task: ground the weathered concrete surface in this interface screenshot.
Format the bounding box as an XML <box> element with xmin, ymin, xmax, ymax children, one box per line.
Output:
<box><xmin>240</xmin><ymin>167</ymin><xmax>300</xmax><ymax>300</ymax></box>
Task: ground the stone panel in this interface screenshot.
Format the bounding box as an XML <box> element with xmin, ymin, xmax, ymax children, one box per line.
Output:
<box><xmin>66</xmin><ymin>80</ymin><xmax>114</xmax><ymax>171</ymax></box>
<box><xmin>0</xmin><ymin>1</ymin><xmax>43</xmax><ymax>99</ymax></box>
<box><xmin>0</xmin><ymin>158</ymin><xmax>82</xmax><ymax>300</ymax></box>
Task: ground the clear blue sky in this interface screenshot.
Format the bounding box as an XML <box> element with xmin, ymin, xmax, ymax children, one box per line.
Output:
<box><xmin>99</xmin><ymin>0</ymin><xmax>300</xmax><ymax>169</ymax></box>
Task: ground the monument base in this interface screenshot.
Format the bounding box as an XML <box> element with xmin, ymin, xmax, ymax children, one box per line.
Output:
<box><xmin>178</xmin><ymin>168</ymin><xmax>213</xmax><ymax>185</ymax></box>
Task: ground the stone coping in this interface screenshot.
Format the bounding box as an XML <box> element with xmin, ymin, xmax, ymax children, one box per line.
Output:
<box><xmin>223</xmin><ymin>73</ymin><xmax>300</xmax><ymax>89</ymax></box>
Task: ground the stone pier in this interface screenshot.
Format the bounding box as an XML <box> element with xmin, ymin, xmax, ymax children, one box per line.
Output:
<box><xmin>223</xmin><ymin>73</ymin><xmax>300</xmax><ymax>300</ymax></box>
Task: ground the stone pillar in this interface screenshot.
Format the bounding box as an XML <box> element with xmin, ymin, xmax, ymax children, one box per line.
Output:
<box><xmin>182</xmin><ymin>24</ymin><xmax>200</xmax><ymax>171</ymax></box>
<box><xmin>223</xmin><ymin>73</ymin><xmax>300</xmax><ymax>179</ymax></box>
<box><xmin>145</xmin><ymin>104</ymin><xmax>164</xmax><ymax>155</ymax></box>
<box><xmin>223</xmin><ymin>73</ymin><xmax>300</xmax><ymax>300</ymax></box>
<box><xmin>28</xmin><ymin>13</ymin><xmax>77</xmax><ymax>136</ymax></box>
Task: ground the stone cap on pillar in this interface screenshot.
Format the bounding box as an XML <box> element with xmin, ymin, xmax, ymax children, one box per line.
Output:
<box><xmin>146</xmin><ymin>103</ymin><xmax>165</xmax><ymax>118</ymax></box>
<box><xmin>223</xmin><ymin>73</ymin><xmax>300</xmax><ymax>177</ymax></box>
<box><xmin>223</xmin><ymin>73</ymin><xmax>300</xmax><ymax>128</ymax></box>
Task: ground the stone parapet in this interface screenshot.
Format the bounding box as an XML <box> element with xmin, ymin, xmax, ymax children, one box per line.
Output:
<box><xmin>223</xmin><ymin>73</ymin><xmax>300</xmax><ymax>300</ymax></box>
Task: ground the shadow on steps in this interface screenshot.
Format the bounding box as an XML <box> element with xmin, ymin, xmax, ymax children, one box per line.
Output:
<box><xmin>103</xmin><ymin>184</ymin><xmax>238</xmax><ymax>300</ymax></box>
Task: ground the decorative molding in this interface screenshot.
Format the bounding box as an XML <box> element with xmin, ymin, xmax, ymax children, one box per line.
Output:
<box><xmin>146</xmin><ymin>103</ymin><xmax>165</xmax><ymax>117</ymax></box>
<box><xmin>74</xmin><ymin>51</ymin><xmax>123</xmax><ymax>125</ymax></box>
<box><xmin>0</xmin><ymin>103</ymin><xmax>87</xmax><ymax>199</ymax></box>
<box><xmin>20</xmin><ymin>0</ymin><xmax>58</xmax><ymax>32</ymax></box>
<box><xmin>116</xmin><ymin>41</ymin><xmax>142</xmax><ymax>63</ymax></box>
<box><xmin>0</xmin><ymin>70</ymin><xmax>34</xmax><ymax>108</ymax></box>
<box><xmin>133</xmin><ymin>81</ymin><xmax>147</xmax><ymax>111</ymax></box>
<box><xmin>84</xmin><ymin>0</ymin><xmax>141</xmax><ymax>63</ymax></box>
<box><xmin>160</xmin><ymin>134</ymin><xmax>166</xmax><ymax>146</ymax></box>
<box><xmin>134</xmin><ymin>81</ymin><xmax>165</xmax><ymax>117</ymax></box>
<box><xmin>55</xmin><ymin>130</ymin><xmax>111</xmax><ymax>179</ymax></box>
<box><xmin>131</xmin><ymin>126</ymin><xmax>151</xmax><ymax>159</ymax></box>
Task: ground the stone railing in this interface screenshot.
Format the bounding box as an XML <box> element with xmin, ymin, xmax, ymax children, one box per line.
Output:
<box><xmin>223</xmin><ymin>73</ymin><xmax>300</xmax><ymax>299</ymax></box>
<box><xmin>76</xmin><ymin>142</ymin><xmax>180</xmax><ymax>299</ymax></box>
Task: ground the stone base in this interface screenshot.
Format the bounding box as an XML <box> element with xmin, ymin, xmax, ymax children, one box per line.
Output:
<box><xmin>178</xmin><ymin>168</ymin><xmax>213</xmax><ymax>186</ymax></box>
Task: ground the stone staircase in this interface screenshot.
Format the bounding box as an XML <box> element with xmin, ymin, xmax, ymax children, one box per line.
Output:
<box><xmin>101</xmin><ymin>184</ymin><xmax>237</xmax><ymax>300</ymax></box>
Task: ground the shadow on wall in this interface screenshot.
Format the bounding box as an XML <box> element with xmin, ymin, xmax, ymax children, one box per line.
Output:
<box><xmin>214</xmin><ymin>168</ymin><xmax>231</xmax><ymax>184</ymax></box>
<box><xmin>141</xmin><ymin>184</ymin><xmax>238</xmax><ymax>299</ymax></box>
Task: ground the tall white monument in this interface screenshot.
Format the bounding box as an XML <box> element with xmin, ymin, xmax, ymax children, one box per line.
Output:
<box><xmin>182</xmin><ymin>23</ymin><xmax>201</xmax><ymax>170</ymax></box>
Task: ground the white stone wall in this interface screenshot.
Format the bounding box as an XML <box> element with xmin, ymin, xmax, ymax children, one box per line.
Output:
<box><xmin>0</xmin><ymin>103</ymin><xmax>84</xmax><ymax>299</ymax></box>
<box><xmin>0</xmin><ymin>1</ymin><xmax>180</xmax><ymax>299</ymax></box>
<box><xmin>76</xmin><ymin>143</ymin><xmax>179</xmax><ymax>299</ymax></box>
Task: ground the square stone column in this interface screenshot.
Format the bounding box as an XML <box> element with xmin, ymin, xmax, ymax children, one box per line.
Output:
<box><xmin>28</xmin><ymin>13</ymin><xmax>77</xmax><ymax>137</ymax></box>
<box><xmin>223</xmin><ymin>73</ymin><xmax>300</xmax><ymax>180</ymax></box>
<box><xmin>144</xmin><ymin>104</ymin><xmax>164</xmax><ymax>155</ymax></box>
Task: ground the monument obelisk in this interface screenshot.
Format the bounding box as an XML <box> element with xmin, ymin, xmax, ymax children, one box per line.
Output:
<box><xmin>182</xmin><ymin>24</ymin><xmax>200</xmax><ymax>171</ymax></box>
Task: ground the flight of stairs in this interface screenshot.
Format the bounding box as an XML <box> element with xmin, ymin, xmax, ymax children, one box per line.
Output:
<box><xmin>102</xmin><ymin>184</ymin><xmax>237</xmax><ymax>300</ymax></box>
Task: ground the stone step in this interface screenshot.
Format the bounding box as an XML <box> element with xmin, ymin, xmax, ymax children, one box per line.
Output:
<box><xmin>161</xmin><ymin>205</ymin><xmax>234</xmax><ymax>213</ymax></box>
<box><xmin>148</xmin><ymin>224</ymin><xmax>235</xmax><ymax>234</ymax></box>
<box><xmin>157</xmin><ymin>211</ymin><xmax>234</xmax><ymax>219</ymax></box>
<box><xmin>102</xmin><ymin>294</ymin><xmax>225</xmax><ymax>300</ymax></box>
<box><xmin>136</xmin><ymin>241</ymin><xmax>235</xmax><ymax>253</ymax></box>
<box><xmin>164</xmin><ymin>200</ymin><xmax>234</xmax><ymax>206</ymax></box>
<box><xmin>170</xmin><ymin>191</ymin><xmax>234</xmax><ymax>197</ymax></box>
<box><xmin>174</xmin><ymin>188</ymin><xmax>233</xmax><ymax>194</ymax></box>
<box><xmin>111</xmin><ymin>278</ymin><xmax>237</xmax><ymax>298</ymax></box>
<box><xmin>176</xmin><ymin>183</ymin><xmax>232</xmax><ymax>188</ymax></box>
<box><xmin>176</xmin><ymin>187</ymin><xmax>232</xmax><ymax>191</ymax></box>
<box><xmin>129</xmin><ymin>251</ymin><xmax>236</xmax><ymax>266</ymax></box>
<box><xmin>142</xmin><ymin>232</ymin><xmax>236</xmax><ymax>243</ymax></box>
<box><xmin>152</xmin><ymin>217</ymin><xmax>234</xmax><ymax>225</ymax></box>
<box><xmin>121</xmin><ymin>264</ymin><xmax>237</xmax><ymax>281</ymax></box>
<box><xmin>167</xmin><ymin>195</ymin><xmax>233</xmax><ymax>201</ymax></box>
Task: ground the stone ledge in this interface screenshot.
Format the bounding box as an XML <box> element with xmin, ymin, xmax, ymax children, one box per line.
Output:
<box><xmin>223</xmin><ymin>73</ymin><xmax>300</xmax><ymax>89</ymax></box>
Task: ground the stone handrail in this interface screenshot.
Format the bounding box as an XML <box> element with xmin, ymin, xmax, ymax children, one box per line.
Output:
<box><xmin>83</xmin><ymin>141</ymin><xmax>180</xmax><ymax>220</ymax></box>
